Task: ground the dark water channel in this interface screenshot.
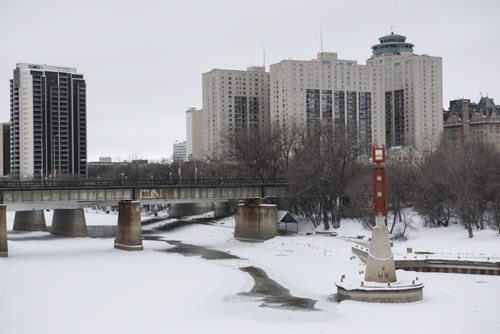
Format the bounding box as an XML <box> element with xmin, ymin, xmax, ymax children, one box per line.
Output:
<box><xmin>145</xmin><ymin>235</ymin><xmax>317</xmax><ymax>311</ymax></box>
<box><xmin>165</xmin><ymin>240</ymin><xmax>240</xmax><ymax>260</ymax></box>
<box><xmin>239</xmin><ymin>266</ymin><xmax>317</xmax><ymax>310</ymax></box>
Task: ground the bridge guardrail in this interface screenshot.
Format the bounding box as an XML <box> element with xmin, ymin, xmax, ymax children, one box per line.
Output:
<box><xmin>0</xmin><ymin>178</ymin><xmax>288</xmax><ymax>189</ymax></box>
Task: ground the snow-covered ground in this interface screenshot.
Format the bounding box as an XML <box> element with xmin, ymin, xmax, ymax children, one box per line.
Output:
<box><xmin>1</xmin><ymin>211</ymin><xmax>499</xmax><ymax>334</ymax></box>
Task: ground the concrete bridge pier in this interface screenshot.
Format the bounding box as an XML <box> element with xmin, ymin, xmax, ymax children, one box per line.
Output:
<box><xmin>169</xmin><ymin>201</ymin><xmax>232</xmax><ymax>219</ymax></box>
<box><xmin>169</xmin><ymin>202</ymin><xmax>211</xmax><ymax>218</ymax></box>
<box><xmin>114</xmin><ymin>200</ymin><xmax>143</xmax><ymax>251</ymax></box>
<box><xmin>0</xmin><ymin>204</ymin><xmax>7</xmax><ymax>257</ymax></box>
<box><xmin>234</xmin><ymin>198</ymin><xmax>277</xmax><ymax>242</ymax></box>
<box><xmin>213</xmin><ymin>201</ymin><xmax>232</xmax><ymax>218</ymax></box>
<box><xmin>51</xmin><ymin>209</ymin><xmax>88</xmax><ymax>237</ymax></box>
<box><xmin>13</xmin><ymin>210</ymin><xmax>47</xmax><ymax>231</ymax></box>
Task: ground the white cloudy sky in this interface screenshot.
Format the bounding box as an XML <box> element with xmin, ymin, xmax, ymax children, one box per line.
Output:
<box><xmin>1</xmin><ymin>0</ymin><xmax>499</xmax><ymax>161</ymax></box>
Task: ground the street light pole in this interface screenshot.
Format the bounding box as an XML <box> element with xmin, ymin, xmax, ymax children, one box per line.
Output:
<box><xmin>194</xmin><ymin>159</ymin><xmax>198</xmax><ymax>183</ymax></box>
<box><xmin>178</xmin><ymin>160</ymin><xmax>182</xmax><ymax>185</ymax></box>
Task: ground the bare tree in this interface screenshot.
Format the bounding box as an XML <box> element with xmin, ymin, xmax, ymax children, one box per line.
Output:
<box><xmin>288</xmin><ymin>124</ymin><xmax>360</xmax><ymax>230</ymax></box>
<box><xmin>415</xmin><ymin>141</ymin><xmax>500</xmax><ymax>238</ymax></box>
<box><xmin>385</xmin><ymin>154</ymin><xmax>419</xmax><ymax>233</ymax></box>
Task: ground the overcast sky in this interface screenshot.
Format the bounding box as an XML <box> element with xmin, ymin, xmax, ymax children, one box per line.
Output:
<box><xmin>1</xmin><ymin>0</ymin><xmax>499</xmax><ymax>161</ymax></box>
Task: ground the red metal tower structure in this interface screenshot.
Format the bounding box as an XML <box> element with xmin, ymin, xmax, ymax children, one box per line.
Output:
<box><xmin>371</xmin><ymin>145</ymin><xmax>387</xmax><ymax>217</ymax></box>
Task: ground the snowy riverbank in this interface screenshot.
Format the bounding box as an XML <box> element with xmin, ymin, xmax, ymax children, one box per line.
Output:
<box><xmin>1</xmin><ymin>211</ymin><xmax>499</xmax><ymax>334</ymax></box>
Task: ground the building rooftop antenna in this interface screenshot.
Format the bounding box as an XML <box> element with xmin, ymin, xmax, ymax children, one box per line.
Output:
<box><xmin>263</xmin><ymin>46</ymin><xmax>266</xmax><ymax>70</ymax></box>
<box><xmin>320</xmin><ymin>22</ymin><xmax>323</xmax><ymax>53</ymax></box>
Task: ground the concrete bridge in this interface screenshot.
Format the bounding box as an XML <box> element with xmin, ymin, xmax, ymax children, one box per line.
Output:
<box><xmin>0</xmin><ymin>179</ymin><xmax>288</xmax><ymax>211</ymax></box>
<box><xmin>0</xmin><ymin>179</ymin><xmax>289</xmax><ymax>257</ymax></box>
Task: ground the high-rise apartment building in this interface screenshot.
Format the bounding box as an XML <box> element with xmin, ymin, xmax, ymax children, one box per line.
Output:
<box><xmin>173</xmin><ymin>140</ymin><xmax>188</xmax><ymax>162</ymax></box>
<box><xmin>10</xmin><ymin>63</ymin><xmax>87</xmax><ymax>179</ymax></box>
<box><xmin>186</xmin><ymin>107</ymin><xmax>204</xmax><ymax>160</ymax></box>
<box><xmin>0</xmin><ymin>123</ymin><xmax>11</xmax><ymax>176</ymax></box>
<box><xmin>202</xmin><ymin>66</ymin><xmax>270</xmax><ymax>157</ymax></box>
<box><xmin>199</xmin><ymin>32</ymin><xmax>441</xmax><ymax>158</ymax></box>
<box><xmin>367</xmin><ymin>32</ymin><xmax>443</xmax><ymax>150</ymax></box>
<box><xmin>270</xmin><ymin>52</ymin><xmax>386</xmax><ymax>155</ymax></box>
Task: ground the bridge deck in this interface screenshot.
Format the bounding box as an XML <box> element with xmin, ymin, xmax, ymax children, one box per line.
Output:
<box><xmin>0</xmin><ymin>180</ymin><xmax>288</xmax><ymax>211</ymax></box>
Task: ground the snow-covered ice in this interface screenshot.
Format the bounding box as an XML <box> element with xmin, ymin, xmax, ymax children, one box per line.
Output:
<box><xmin>1</xmin><ymin>211</ymin><xmax>499</xmax><ymax>334</ymax></box>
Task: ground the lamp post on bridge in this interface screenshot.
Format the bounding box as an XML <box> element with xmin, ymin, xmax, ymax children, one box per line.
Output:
<box><xmin>178</xmin><ymin>160</ymin><xmax>182</xmax><ymax>185</ymax></box>
<box><xmin>194</xmin><ymin>159</ymin><xmax>198</xmax><ymax>184</ymax></box>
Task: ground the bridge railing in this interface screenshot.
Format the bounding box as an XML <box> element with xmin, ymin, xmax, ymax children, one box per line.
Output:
<box><xmin>0</xmin><ymin>178</ymin><xmax>288</xmax><ymax>189</ymax></box>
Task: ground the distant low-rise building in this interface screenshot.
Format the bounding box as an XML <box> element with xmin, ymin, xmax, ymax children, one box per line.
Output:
<box><xmin>386</xmin><ymin>145</ymin><xmax>425</xmax><ymax>165</ymax></box>
<box><xmin>443</xmin><ymin>97</ymin><xmax>500</xmax><ymax>150</ymax></box>
<box><xmin>87</xmin><ymin>159</ymin><xmax>148</xmax><ymax>178</ymax></box>
<box><xmin>173</xmin><ymin>140</ymin><xmax>188</xmax><ymax>162</ymax></box>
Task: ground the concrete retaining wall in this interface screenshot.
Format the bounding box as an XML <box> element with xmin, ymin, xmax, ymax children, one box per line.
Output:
<box><xmin>353</xmin><ymin>246</ymin><xmax>500</xmax><ymax>276</ymax></box>
<box><xmin>336</xmin><ymin>285</ymin><xmax>423</xmax><ymax>303</ymax></box>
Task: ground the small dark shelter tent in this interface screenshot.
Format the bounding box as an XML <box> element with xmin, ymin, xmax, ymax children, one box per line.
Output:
<box><xmin>277</xmin><ymin>211</ymin><xmax>299</xmax><ymax>234</ymax></box>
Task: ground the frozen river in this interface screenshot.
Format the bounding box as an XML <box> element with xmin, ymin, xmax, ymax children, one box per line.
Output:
<box><xmin>1</xmin><ymin>210</ymin><xmax>499</xmax><ymax>334</ymax></box>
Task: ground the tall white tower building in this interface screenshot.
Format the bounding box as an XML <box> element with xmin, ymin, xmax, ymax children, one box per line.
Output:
<box><xmin>202</xmin><ymin>66</ymin><xmax>270</xmax><ymax>158</ymax></box>
<box><xmin>270</xmin><ymin>52</ymin><xmax>386</xmax><ymax>155</ymax></box>
<box><xmin>186</xmin><ymin>107</ymin><xmax>194</xmax><ymax>159</ymax></box>
<box><xmin>367</xmin><ymin>32</ymin><xmax>443</xmax><ymax>150</ymax></box>
<box><xmin>185</xmin><ymin>107</ymin><xmax>204</xmax><ymax>160</ymax></box>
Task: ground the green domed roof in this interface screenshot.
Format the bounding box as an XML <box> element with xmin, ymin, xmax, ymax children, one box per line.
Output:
<box><xmin>478</xmin><ymin>96</ymin><xmax>496</xmax><ymax>110</ymax></box>
<box><xmin>372</xmin><ymin>32</ymin><xmax>414</xmax><ymax>56</ymax></box>
<box><xmin>379</xmin><ymin>33</ymin><xmax>407</xmax><ymax>42</ymax></box>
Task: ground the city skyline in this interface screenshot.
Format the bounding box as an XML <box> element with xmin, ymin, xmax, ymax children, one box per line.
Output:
<box><xmin>1</xmin><ymin>0</ymin><xmax>499</xmax><ymax>160</ymax></box>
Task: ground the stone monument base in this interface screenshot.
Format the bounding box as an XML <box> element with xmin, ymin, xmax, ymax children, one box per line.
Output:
<box><xmin>336</xmin><ymin>279</ymin><xmax>423</xmax><ymax>303</ymax></box>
